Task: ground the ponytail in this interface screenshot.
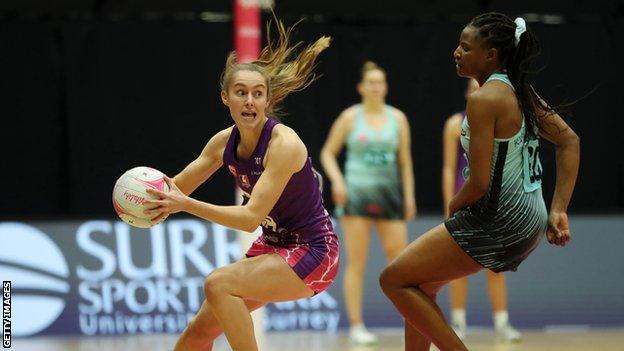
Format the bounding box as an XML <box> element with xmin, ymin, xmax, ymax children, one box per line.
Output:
<box><xmin>469</xmin><ymin>12</ymin><xmax>553</xmax><ymax>138</ymax></box>
<box><xmin>220</xmin><ymin>14</ymin><xmax>331</xmax><ymax>117</ymax></box>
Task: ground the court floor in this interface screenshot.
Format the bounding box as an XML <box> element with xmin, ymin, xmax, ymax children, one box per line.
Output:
<box><xmin>12</xmin><ymin>328</ymin><xmax>624</xmax><ymax>351</ymax></box>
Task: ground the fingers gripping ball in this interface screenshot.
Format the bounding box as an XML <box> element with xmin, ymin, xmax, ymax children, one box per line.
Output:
<box><xmin>112</xmin><ymin>166</ymin><xmax>169</xmax><ymax>228</ymax></box>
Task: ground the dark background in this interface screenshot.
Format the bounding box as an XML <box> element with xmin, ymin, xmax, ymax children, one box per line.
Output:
<box><xmin>2</xmin><ymin>0</ymin><xmax>623</xmax><ymax>218</ymax></box>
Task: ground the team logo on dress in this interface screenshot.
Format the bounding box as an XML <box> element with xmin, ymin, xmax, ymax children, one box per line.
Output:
<box><xmin>366</xmin><ymin>204</ymin><xmax>384</xmax><ymax>215</ymax></box>
<box><xmin>254</xmin><ymin>157</ymin><xmax>262</xmax><ymax>165</ymax></box>
<box><xmin>228</xmin><ymin>165</ymin><xmax>237</xmax><ymax>176</ymax></box>
<box><xmin>239</xmin><ymin>174</ymin><xmax>250</xmax><ymax>188</ymax></box>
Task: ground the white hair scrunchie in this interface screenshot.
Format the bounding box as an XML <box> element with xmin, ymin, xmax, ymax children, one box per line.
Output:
<box><xmin>514</xmin><ymin>17</ymin><xmax>527</xmax><ymax>47</ymax></box>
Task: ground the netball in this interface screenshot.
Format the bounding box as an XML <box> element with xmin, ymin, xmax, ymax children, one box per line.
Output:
<box><xmin>112</xmin><ymin>166</ymin><xmax>169</xmax><ymax>228</ymax></box>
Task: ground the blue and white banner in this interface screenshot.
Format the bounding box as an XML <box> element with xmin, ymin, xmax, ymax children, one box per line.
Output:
<box><xmin>1</xmin><ymin>216</ymin><xmax>623</xmax><ymax>336</ymax></box>
<box><xmin>0</xmin><ymin>220</ymin><xmax>342</xmax><ymax>336</ymax></box>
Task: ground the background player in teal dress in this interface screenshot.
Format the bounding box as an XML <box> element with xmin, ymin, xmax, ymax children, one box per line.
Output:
<box><xmin>442</xmin><ymin>78</ymin><xmax>521</xmax><ymax>342</ymax></box>
<box><xmin>321</xmin><ymin>61</ymin><xmax>416</xmax><ymax>345</ymax></box>
<box><xmin>380</xmin><ymin>13</ymin><xmax>580</xmax><ymax>351</ymax></box>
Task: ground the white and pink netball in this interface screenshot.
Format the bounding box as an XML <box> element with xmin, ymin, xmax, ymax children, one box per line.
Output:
<box><xmin>112</xmin><ymin>166</ymin><xmax>169</xmax><ymax>228</ymax></box>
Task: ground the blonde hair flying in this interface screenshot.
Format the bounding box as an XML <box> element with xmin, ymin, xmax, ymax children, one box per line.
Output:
<box><xmin>220</xmin><ymin>16</ymin><xmax>331</xmax><ymax>117</ymax></box>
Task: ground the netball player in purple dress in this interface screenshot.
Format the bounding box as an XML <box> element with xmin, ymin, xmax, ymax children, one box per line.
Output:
<box><xmin>143</xmin><ymin>19</ymin><xmax>339</xmax><ymax>351</ymax></box>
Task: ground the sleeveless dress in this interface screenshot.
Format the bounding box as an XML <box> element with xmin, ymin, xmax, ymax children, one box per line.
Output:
<box><xmin>223</xmin><ymin>118</ymin><xmax>340</xmax><ymax>293</ymax></box>
<box><xmin>444</xmin><ymin>73</ymin><xmax>548</xmax><ymax>272</ymax></box>
<box><xmin>342</xmin><ymin>105</ymin><xmax>403</xmax><ymax>219</ymax></box>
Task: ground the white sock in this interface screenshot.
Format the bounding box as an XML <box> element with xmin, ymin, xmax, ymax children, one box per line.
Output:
<box><xmin>451</xmin><ymin>309</ymin><xmax>466</xmax><ymax>327</ymax></box>
<box><xmin>493</xmin><ymin>310</ymin><xmax>509</xmax><ymax>329</ymax></box>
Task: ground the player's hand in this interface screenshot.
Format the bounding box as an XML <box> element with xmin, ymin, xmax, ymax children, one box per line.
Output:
<box><xmin>404</xmin><ymin>197</ymin><xmax>416</xmax><ymax>220</ymax></box>
<box><xmin>546</xmin><ymin>211</ymin><xmax>571</xmax><ymax>247</ymax></box>
<box><xmin>144</xmin><ymin>176</ymin><xmax>189</xmax><ymax>222</ymax></box>
<box><xmin>331</xmin><ymin>180</ymin><xmax>348</xmax><ymax>207</ymax></box>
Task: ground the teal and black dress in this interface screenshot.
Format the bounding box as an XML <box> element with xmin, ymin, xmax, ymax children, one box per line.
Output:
<box><xmin>444</xmin><ymin>73</ymin><xmax>548</xmax><ymax>272</ymax></box>
<box><xmin>342</xmin><ymin>105</ymin><xmax>404</xmax><ymax>219</ymax></box>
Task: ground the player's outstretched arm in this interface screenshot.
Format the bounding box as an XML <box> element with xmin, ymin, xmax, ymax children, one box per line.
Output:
<box><xmin>173</xmin><ymin>127</ymin><xmax>232</xmax><ymax>196</ymax></box>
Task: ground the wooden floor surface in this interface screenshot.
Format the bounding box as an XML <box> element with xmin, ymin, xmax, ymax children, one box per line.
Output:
<box><xmin>12</xmin><ymin>328</ymin><xmax>624</xmax><ymax>351</ymax></box>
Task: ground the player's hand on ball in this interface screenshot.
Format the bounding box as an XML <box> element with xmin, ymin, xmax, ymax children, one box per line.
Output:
<box><xmin>546</xmin><ymin>211</ymin><xmax>571</xmax><ymax>247</ymax></box>
<box><xmin>144</xmin><ymin>176</ymin><xmax>189</xmax><ymax>222</ymax></box>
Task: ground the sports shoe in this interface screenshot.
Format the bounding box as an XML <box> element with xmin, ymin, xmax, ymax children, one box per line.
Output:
<box><xmin>495</xmin><ymin>323</ymin><xmax>522</xmax><ymax>343</ymax></box>
<box><xmin>349</xmin><ymin>324</ymin><xmax>379</xmax><ymax>345</ymax></box>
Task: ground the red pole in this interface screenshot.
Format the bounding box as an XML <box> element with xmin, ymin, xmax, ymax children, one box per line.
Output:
<box><xmin>233</xmin><ymin>0</ymin><xmax>261</xmax><ymax>63</ymax></box>
<box><xmin>233</xmin><ymin>2</ymin><xmax>266</xmax><ymax>344</ymax></box>
<box><xmin>232</xmin><ymin>0</ymin><xmax>261</xmax><ymax>200</ymax></box>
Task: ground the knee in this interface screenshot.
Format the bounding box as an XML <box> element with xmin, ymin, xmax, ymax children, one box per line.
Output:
<box><xmin>379</xmin><ymin>265</ymin><xmax>400</xmax><ymax>294</ymax></box>
<box><xmin>203</xmin><ymin>269</ymin><xmax>233</xmax><ymax>300</ymax></box>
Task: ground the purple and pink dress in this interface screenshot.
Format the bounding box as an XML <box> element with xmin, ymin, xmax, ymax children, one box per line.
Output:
<box><xmin>223</xmin><ymin>118</ymin><xmax>340</xmax><ymax>293</ymax></box>
<box><xmin>455</xmin><ymin>116</ymin><xmax>469</xmax><ymax>194</ymax></box>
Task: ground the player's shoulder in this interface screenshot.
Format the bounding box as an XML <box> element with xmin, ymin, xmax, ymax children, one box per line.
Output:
<box><xmin>445</xmin><ymin>112</ymin><xmax>464</xmax><ymax>128</ymax></box>
<box><xmin>466</xmin><ymin>84</ymin><xmax>507</xmax><ymax>115</ymax></box>
<box><xmin>387</xmin><ymin>105</ymin><xmax>408</xmax><ymax>123</ymax></box>
<box><xmin>271</xmin><ymin>123</ymin><xmax>306</xmax><ymax>151</ymax></box>
<box><xmin>267</xmin><ymin>123</ymin><xmax>307</xmax><ymax>167</ymax></box>
<box><xmin>339</xmin><ymin>105</ymin><xmax>359</xmax><ymax>122</ymax></box>
<box><xmin>217</xmin><ymin>126</ymin><xmax>235</xmax><ymax>138</ymax></box>
<box><xmin>210</xmin><ymin>126</ymin><xmax>234</xmax><ymax>146</ymax></box>
<box><xmin>443</xmin><ymin>112</ymin><xmax>464</xmax><ymax>137</ymax></box>
<box><xmin>476</xmin><ymin>79</ymin><xmax>513</xmax><ymax>105</ymax></box>
<box><xmin>199</xmin><ymin>126</ymin><xmax>233</xmax><ymax>158</ymax></box>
